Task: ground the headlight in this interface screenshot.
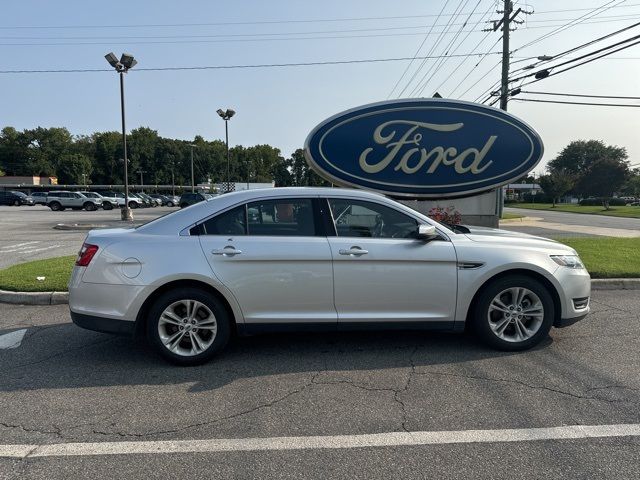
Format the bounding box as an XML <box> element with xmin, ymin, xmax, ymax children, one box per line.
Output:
<box><xmin>550</xmin><ymin>255</ymin><xmax>584</xmax><ymax>269</ymax></box>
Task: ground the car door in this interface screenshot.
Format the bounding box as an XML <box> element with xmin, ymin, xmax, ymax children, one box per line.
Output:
<box><xmin>326</xmin><ymin>197</ymin><xmax>458</xmax><ymax>326</ymax></box>
<box><xmin>197</xmin><ymin>197</ymin><xmax>336</xmax><ymax>328</ymax></box>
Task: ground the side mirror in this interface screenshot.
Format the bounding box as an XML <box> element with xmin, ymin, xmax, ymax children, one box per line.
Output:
<box><xmin>416</xmin><ymin>224</ymin><xmax>439</xmax><ymax>241</ymax></box>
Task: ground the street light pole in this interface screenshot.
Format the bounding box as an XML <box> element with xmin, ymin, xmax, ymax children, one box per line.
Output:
<box><xmin>189</xmin><ymin>144</ymin><xmax>196</xmax><ymax>193</ymax></box>
<box><xmin>217</xmin><ymin>108</ymin><xmax>236</xmax><ymax>193</ymax></box>
<box><xmin>105</xmin><ymin>52</ymin><xmax>137</xmax><ymax>221</ymax></box>
<box><xmin>137</xmin><ymin>170</ymin><xmax>146</xmax><ymax>192</ymax></box>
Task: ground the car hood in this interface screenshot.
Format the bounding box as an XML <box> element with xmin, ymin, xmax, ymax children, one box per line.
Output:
<box><xmin>458</xmin><ymin>225</ymin><xmax>575</xmax><ymax>253</ymax></box>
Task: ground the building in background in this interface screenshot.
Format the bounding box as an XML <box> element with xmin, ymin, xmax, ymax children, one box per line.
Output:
<box><xmin>0</xmin><ymin>176</ymin><xmax>58</xmax><ymax>186</ymax></box>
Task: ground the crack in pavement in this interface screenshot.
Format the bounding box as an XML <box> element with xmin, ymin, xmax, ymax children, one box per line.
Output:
<box><xmin>414</xmin><ymin>369</ymin><xmax>640</xmax><ymax>404</ymax></box>
<box><xmin>90</xmin><ymin>371</ymin><xmax>323</xmax><ymax>439</ymax></box>
<box><xmin>0</xmin><ymin>422</ymin><xmax>64</xmax><ymax>440</ymax></box>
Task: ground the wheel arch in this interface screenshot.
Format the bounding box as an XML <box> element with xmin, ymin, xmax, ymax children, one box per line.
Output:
<box><xmin>463</xmin><ymin>268</ymin><xmax>562</xmax><ymax>330</ymax></box>
<box><xmin>134</xmin><ymin>279</ymin><xmax>240</xmax><ymax>338</ymax></box>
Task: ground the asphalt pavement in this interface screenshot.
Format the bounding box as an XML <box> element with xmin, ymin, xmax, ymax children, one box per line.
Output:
<box><xmin>0</xmin><ymin>290</ymin><xmax>638</xmax><ymax>479</ymax></box>
<box><xmin>0</xmin><ymin>206</ymin><xmax>175</xmax><ymax>269</ymax></box>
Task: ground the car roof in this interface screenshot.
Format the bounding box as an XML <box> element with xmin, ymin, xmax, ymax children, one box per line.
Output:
<box><xmin>137</xmin><ymin>187</ymin><xmax>441</xmax><ymax>235</ymax></box>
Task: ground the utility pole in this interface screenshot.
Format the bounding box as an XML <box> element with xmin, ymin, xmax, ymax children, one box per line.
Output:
<box><xmin>486</xmin><ymin>1</ymin><xmax>531</xmax><ymax>221</ymax></box>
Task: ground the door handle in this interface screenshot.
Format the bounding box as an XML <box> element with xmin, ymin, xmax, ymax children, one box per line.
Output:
<box><xmin>339</xmin><ymin>247</ymin><xmax>368</xmax><ymax>256</ymax></box>
<box><xmin>212</xmin><ymin>246</ymin><xmax>242</xmax><ymax>257</ymax></box>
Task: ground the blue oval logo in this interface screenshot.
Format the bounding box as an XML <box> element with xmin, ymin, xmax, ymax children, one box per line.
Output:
<box><xmin>304</xmin><ymin>99</ymin><xmax>544</xmax><ymax>198</ymax></box>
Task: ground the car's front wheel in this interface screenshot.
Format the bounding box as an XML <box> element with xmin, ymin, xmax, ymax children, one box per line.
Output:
<box><xmin>84</xmin><ymin>202</ymin><xmax>97</xmax><ymax>211</ymax></box>
<box><xmin>147</xmin><ymin>288</ymin><xmax>231</xmax><ymax>365</ymax></box>
<box><xmin>102</xmin><ymin>202</ymin><xmax>113</xmax><ymax>210</ymax></box>
<box><xmin>472</xmin><ymin>275</ymin><xmax>554</xmax><ymax>351</ymax></box>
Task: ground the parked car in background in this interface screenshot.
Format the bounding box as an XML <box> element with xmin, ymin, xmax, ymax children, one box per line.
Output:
<box><xmin>30</xmin><ymin>191</ymin><xmax>48</xmax><ymax>205</ymax></box>
<box><xmin>179</xmin><ymin>192</ymin><xmax>207</xmax><ymax>208</ymax></box>
<box><xmin>129</xmin><ymin>192</ymin><xmax>152</xmax><ymax>208</ymax></box>
<box><xmin>149</xmin><ymin>194</ymin><xmax>177</xmax><ymax>207</ymax></box>
<box><xmin>47</xmin><ymin>191</ymin><xmax>102</xmax><ymax>211</ymax></box>
<box><xmin>99</xmin><ymin>191</ymin><xmax>144</xmax><ymax>209</ymax></box>
<box><xmin>80</xmin><ymin>191</ymin><xmax>123</xmax><ymax>210</ymax></box>
<box><xmin>138</xmin><ymin>192</ymin><xmax>160</xmax><ymax>207</ymax></box>
<box><xmin>0</xmin><ymin>190</ymin><xmax>34</xmax><ymax>206</ymax></box>
<box><xmin>69</xmin><ymin>187</ymin><xmax>591</xmax><ymax>365</ymax></box>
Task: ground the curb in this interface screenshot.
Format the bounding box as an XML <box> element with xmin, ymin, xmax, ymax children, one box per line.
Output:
<box><xmin>2</xmin><ymin>279</ymin><xmax>639</xmax><ymax>305</ymax></box>
<box><xmin>0</xmin><ymin>290</ymin><xmax>69</xmax><ymax>305</ymax></box>
<box><xmin>54</xmin><ymin>224</ymin><xmax>108</xmax><ymax>231</ymax></box>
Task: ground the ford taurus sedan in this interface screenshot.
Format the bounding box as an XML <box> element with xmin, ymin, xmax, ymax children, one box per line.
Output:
<box><xmin>69</xmin><ymin>188</ymin><xmax>590</xmax><ymax>365</ymax></box>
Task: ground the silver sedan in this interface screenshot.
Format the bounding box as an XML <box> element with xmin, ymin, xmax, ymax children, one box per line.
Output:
<box><xmin>69</xmin><ymin>187</ymin><xmax>590</xmax><ymax>365</ymax></box>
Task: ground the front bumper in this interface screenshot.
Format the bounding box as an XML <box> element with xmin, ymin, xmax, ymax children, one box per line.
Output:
<box><xmin>553</xmin><ymin>265</ymin><xmax>591</xmax><ymax>327</ymax></box>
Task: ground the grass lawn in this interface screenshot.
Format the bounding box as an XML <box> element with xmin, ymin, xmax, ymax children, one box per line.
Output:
<box><xmin>507</xmin><ymin>203</ymin><xmax>640</xmax><ymax>219</ymax></box>
<box><xmin>556</xmin><ymin>237</ymin><xmax>640</xmax><ymax>278</ymax></box>
<box><xmin>501</xmin><ymin>212</ymin><xmax>524</xmax><ymax>220</ymax></box>
<box><xmin>0</xmin><ymin>255</ymin><xmax>75</xmax><ymax>292</ymax></box>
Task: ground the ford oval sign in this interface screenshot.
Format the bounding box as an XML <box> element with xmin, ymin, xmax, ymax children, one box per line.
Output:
<box><xmin>304</xmin><ymin>99</ymin><xmax>544</xmax><ymax>198</ymax></box>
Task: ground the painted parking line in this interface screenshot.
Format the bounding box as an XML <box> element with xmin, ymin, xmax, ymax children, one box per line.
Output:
<box><xmin>1</xmin><ymin>244</ymin><xmax>62</xmax><ymax>254</ymax></box>
<box><xmin>0</xmin><ymin>329</ymin><xmax>27</xmax><ymax>349</ymax></box>
<box><xmin>0</xmin><ymin>241</ymin><xmax>40</xmax><ymax>250</ymax></box>
<box><xmin>1</xmin><ymin>424</ymin><xmax>639</xmax><ymax>459</ymax></box>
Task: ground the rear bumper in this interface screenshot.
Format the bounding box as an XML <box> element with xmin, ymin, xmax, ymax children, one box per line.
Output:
<box><xmin>71</xmin><ymin>311</ymin><xmax>135</xmax><ymax>336</ymax></box>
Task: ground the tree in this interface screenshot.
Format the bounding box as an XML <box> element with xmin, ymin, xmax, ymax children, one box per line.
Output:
<box><xmin>56</xmin><ymin>154</ymin><xmax>93</xmax><ymax>185</ymax></box>
<box><xmin>537</xmin><ymin>171</ymin><xmax>575</xmax><ymax>207</ymax></box>
<box><xmin>548</xmin><ymin>140</ymin><xmax>628</xmax><ymax>177</ymax></box>
<box><xmin>289</xmin><ymin>148</ymin><xmax>330</xmax><ymax>186</ymax></box>
<box><xmin>621</xmin><ymin>169</ymin><xmax>640</xmax><ymax>198</ymax></box>
<box><xmin>576</xmin><ymin>157</ymin><xmax>630</xmax><ymax>209</ymax></box>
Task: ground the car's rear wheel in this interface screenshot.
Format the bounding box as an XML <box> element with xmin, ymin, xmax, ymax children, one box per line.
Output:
<box><xmin>472</xmin><ymin>275</ymin><xmax>554</xmax><ymax>351</ymax></box>
<box><xmin>129</xmin><ymin>201</ymin><xmax>138</xmax><ymax>209</ymax></box>
<box><xmin>147</xmin><ymin>288</ymin><xmax>231</xmax><ymax>365</ymax></box>
<box><xmin>49</xmin><ymin>201</ymin><xmax>62</xmax><ymax>211</ymax></box>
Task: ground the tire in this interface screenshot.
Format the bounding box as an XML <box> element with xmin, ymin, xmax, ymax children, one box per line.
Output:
<box><xmin>166</xmin><ymin>201</ymin><xmax>174</xmax><ymax>207</ymax></box>
<box><xmin>180</xmin><ymin>203</ymin><xmax>188</xmax><ymax>209</ymax></box>
<box><xmin>84</xmin><ymin>202</ymin><xmax>97</xmax><ymax>211</ymax></box>
<box><xmin>103</xmin><ymin>202</ymin><xmax>113</xmax><ymax>210</ymax></box>
<box><xmin>49</xmin><ymin>201</ymin><xmax>62</xmax><ymax>211</ymax></box>
<box><xmin>146</xmin><ymin>288</ymin><xmax>231</xmax><ymax>366</ymax></box>
<box><xmin>13</xmin><ymin>199</ymin><xmax>20</xmax><ymax>206</ymax></box>
<box><xmin>472</xmin><ymin>274</ymin><xmax>555</xmax><ymax>351</ymax></box>
<box><xmin>129</xmin><ymin>201</ymin><xmax>138</xmax><ymax>209</ymax></box>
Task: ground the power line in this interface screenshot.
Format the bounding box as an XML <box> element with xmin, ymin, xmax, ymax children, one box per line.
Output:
<box><xmin>520</xmin><ymin>90</ymin><xmax>640</xmax><ymax>99</ymax></box>
<box><xmin>386</xmin><ymin>0</ymin><xmax>451</xmax><ymax>99</ymax></box>
<box><xmin>413</xmin><ymin>0</ymin><xmax>489</xmax><ymax>97</ymax></box>
<box><xmin>2</xmin><ymin>16</ymin><xmax>640</xmax><ymax>47</ymax></box>
<box><xmin>510</xmin><ymin>19</ymin><xmax>640</xmax><ymax>75</ymax></box>
<box><xmin>395</xmin><ymin>0</ymin><xmax>470</xmax><ymax>98</ymax></box>
<box><xmin>512</xmin><ymin>98</ymin><xmax>640</xmax><ymax>107</ymax></box>
<box><xmin>2</xmin><ymin>4</ymin><xmax>639</xmax><ymax>30</ymax></box>
<box><xmin>514</xmin><ymin>0</ymin><xmax>625</xmax><ymax>52</ymax></box>
<box><xmin>515</xmin><ymin>36</ymin><xmax>640</xmax><ymax>88</ymax></box>
<box><xmin>449</xmin><ymin>37</ymin><xmax>502</xmax><ymax>97</ymax></box>
<box><xmin>0</xmin><ymin>52</ymin><xmax>503</xmax><ymax>74</ymax></box>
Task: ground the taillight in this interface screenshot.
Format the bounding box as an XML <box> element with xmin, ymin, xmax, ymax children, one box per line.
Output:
<box><xmin>76</xmin><ymin>243</ymin><xmax>99</xmax><ymax>267</ymax></box>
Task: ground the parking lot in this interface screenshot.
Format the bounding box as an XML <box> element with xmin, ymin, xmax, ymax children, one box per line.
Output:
<box><xmin>0</xmin><ymin>205</ymin><xmax>175</xmax><ymax>269</ymax></box>
<box><xmin>0</xmin><ymin>289</ymin><xmax>638</xmax><ymax>479</ymax></box>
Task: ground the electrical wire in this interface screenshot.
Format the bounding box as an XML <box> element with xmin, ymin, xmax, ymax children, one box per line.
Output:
<box><xmin>512</xmin><ymin>98</ymin><xmax>640</xmax><ymax>107</ymax></box>
<box><xmin>413</xmin><ymin>0</ymin><xmax>489</xmax><ymax>97</ymax></box>
<box><xmin>448</xmin><ymin>36</ymin><xmax>501</xmax><ymax>97</ymax></box>
<box><xmin>386</xmin><ymin>0</ymin><xmax>451</xmax><ymax>99</ymax></box>
<box><xmin>0</xmin><ymin>52</ymin><xmax>503</xmax><ymax>74</ymax></box>
<box><xmin>520</xmin><ymin>90</ymin><xmax>640</xmax><ymax>99</ymax></box>
<box><xmin>395</xmin><ymin>0</ymin><xmax>469</xmax><ymax>98</ymax></box>
<box><xmin>1</xmin><ymin>4</ymin><xmax>638</xmax><ymax>29</ymax></box>
<box><xmin>514</xmin><ymin>0</ymin><xmax>625</xmax><ymax>52</ymax></box>
<box><xmin>510</xmin><ymin>19</ymin><xmax>640</xmax><ymax>75</ymax></box>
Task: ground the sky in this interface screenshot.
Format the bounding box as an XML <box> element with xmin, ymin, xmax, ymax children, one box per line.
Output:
<box><xmin>2</xmin><ymin>0</ymin><xmax>640</xmax><ymax>175</ymax></box>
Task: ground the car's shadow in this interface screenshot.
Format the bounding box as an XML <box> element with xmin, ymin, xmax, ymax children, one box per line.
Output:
<box><xmin>0</xmin><ymin>322</ymin><xmax>555</xmax><ymax>393</ymax></box>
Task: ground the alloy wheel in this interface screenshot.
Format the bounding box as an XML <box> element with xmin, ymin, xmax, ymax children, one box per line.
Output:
<box><xmin>487</xmin><ymin>287</ymin><xmax>544</xmax><ymax>343</ymax></box>
<box><xmin>157</xmin><ymin>299</ymin><xmax>218</xmax><ymax>357</ymax></box>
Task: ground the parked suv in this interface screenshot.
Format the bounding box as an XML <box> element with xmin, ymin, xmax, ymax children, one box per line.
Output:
<box><xmin>47</xmin><ymin>191</ymin><xmax>102</xmax><ymax>211</ymax></box>
<box><xmin>30</xmin><ymin>191</ymin><xmax>48</xmax><ymax>205</ymax></box>
<box><xmin>0</xmin><ymin>190</ymin><xmax>34</xmax><ymax>206</ymax></box>
<box><xmin>80</xmin><ymin>191</ymin><xmax>122</xmax><ymax>210</ymax></box>
<box><xmin>179</xmin><ymin>192</ymin><xmax>207</xmax><ymax>208</ymax></box>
